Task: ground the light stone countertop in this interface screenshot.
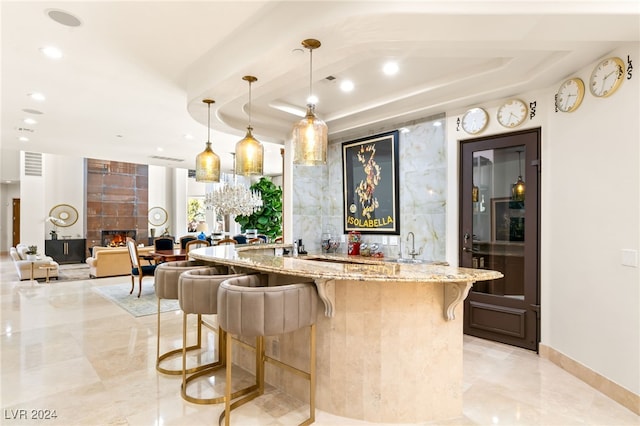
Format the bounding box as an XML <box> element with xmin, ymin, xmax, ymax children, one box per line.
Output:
<box><xmin>189</xmin><ymin>243</ymin><xmax>503</xmax><ymax>283</ymax></box>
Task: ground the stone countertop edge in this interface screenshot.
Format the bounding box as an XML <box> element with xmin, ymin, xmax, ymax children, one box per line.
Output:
<box><xmin>189</xmin><ymin>243</ymin><xmax>503</xmax><ymax>283</ymax></box>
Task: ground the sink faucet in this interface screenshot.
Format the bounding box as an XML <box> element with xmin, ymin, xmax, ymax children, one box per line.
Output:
<box><xmin>406</xmin><ymin>232</ymin><xmax>423</xmax><ymax>260</ymax></box>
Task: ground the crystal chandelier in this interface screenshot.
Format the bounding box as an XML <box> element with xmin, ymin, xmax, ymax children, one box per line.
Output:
<box><xmin>205</xmin><ymin>154</ymin><xmax>263</xmax><ymax>217</ymax></box>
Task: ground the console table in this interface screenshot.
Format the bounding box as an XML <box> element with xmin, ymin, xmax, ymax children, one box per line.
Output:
<box><xmin>45</xmin><ymin>239</ymin><xmax>86</xmax><ymax>264</ymax></box>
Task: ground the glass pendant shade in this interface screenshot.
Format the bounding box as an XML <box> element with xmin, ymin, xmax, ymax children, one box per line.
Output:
<box><xmin>292</xmin><ymin>104</ymin><xmax>328</xmax><ymax>165</ymax></box>
<box><xmin>195</xmin><ymin>99</ymin><xmax>220</xmax><ymax>182</ymax></box>
<box><xmin>235</xmin><ymin>127</ymin><xmax>264</xmax><ymax>175</ymax></box>
<box><xmin>292</xmin><ymin>39</ymin><xmax>328</xmax><ymax>166</ymax></box>
<box><xmin>195</xmin><ymin>141</ymin><xmax>220</xmax><ymax>182</ymax></box>
<box><xmin>512</xmin><ymin>176</ymin><xmax>525</xmax><ymax>201</ymax></box>
<box><xmin>235</xmin><ymin>76</ymin><xmax>263</xmax><ymax>176</ymax></box>
<box><xmin>511</xmin><ymin>149</ymin><xmax>525</xmax><ymax>201</ymax></box>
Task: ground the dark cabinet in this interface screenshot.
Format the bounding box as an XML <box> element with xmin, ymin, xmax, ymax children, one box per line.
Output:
<box><xmin>45</xmin><ymin>239</ymin><xmax>86</xmax><ymax>264</ymax></box>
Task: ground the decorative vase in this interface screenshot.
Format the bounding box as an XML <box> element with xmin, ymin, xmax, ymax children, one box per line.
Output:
<box><xmin>26</xmin><ymin>254</ymin><xmax>37</xmax><ymax>261</ymax></box>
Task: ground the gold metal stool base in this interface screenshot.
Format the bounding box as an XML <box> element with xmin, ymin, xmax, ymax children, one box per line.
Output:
<box><xmin>180</xmin><ymin>316</ymin><xmax>261</xmax><ymax>405</ymax></box>
<box><xmin>219</xmin><ymin>325</ymin><xmax>316</xmax><ymax>426</ymax></box>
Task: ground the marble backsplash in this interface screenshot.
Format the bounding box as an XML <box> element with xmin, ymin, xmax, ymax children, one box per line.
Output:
<box><xmin>292</xmin><ymin>117</ymin><xmax>447</xmax><ymax>261</ymax></box>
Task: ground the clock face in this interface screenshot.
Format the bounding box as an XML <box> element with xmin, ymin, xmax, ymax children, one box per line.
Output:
<box><xmin>497</xmin><ymin>99</ymin><xmax>528</xmax><ymax>128</ymax></box>
<box><xmin>461</xmin><ymin>107</ymin><xmax>488</xmax><ymax>134</ymax></box>
<box><xmin>589</xmin><ymin>57</ymin><xmax>625</xmax><ymax>98</ymax></box>
<box><xmin>556</xmin><ymin>78</ymin><xmax>585</xmax><ymax>112</ymax></box>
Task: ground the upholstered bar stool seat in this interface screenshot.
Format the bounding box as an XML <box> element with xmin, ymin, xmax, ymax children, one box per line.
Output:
<box><xmin>218</xmin><ymin>276</ymin><xmax>318</xmax><ymax>426</ymax></box>
<box><xmin>154</xmin><ymin>260</ymin><xmax>217</xmax><ymax>375</ymax></box>
<box><xmin>178</xmin><ymin>268</ymin><xmax>263</xmax><ymax>404</ymax></box>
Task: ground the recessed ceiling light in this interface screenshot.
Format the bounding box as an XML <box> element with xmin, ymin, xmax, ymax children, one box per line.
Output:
<box><xmin>18</xmin><ymin>136</ymin><xmax>29</xmax><ymax>142</ymax></box>
<box><xmin>340</xmin><ymin>80</ymin><xmax>354</xmax><ymax>92</ymax></box>
<box><xmin>40</xmin><ymin>46</ymin><xmax>63</xmax><ymax>59</ymax></box>
<box><xmin>157</xmin><ymin>147</ymin><xmax>164</xmax><ymax>152</ymax></box>
<box><xmin>46</xmin><ymin>9</ymin><xmax>82</xmax><ymax>27</ymax></box>
<box><xmin>383</xmin><ymin>61</ymin><xmax>399</xmax><ymax>76</ymax></box>
<box><xmin>433</xmin><ymin>121</ymin><xmax>442</xmax><ymax>127</ymax></box>
<box><xmin>183</xmin><ymin>133</ymin><xmax>194</xmax><ymax>140</ymax></box>
<box><xmin>307</xmin><ymin>95</ymin><xmax>318</xmax><ymax>104</ymax></box>
<box><xmin>29</xmin><ymin>92</ymin><xmax>45</xmax><ymax>101</ymax></box>
<box><xmin>23</xmin><ymin>118</ymin><xmax>37</xmax><ymax>125</ymax></box>
<box><xmin>22</xmin><ymin>108</ymin><xmax>43</xmax><ymax>115</ymax></box>
<box><xmin>399</xmin><ymin>127</ymin><xmax>410</xmax><ymax>133</ymax></box>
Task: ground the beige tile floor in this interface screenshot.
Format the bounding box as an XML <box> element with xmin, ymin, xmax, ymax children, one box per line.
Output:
<box><xmin>1</xmin><ymin>255</ymin><xmax>638</xmax><ymax>426</ymax></box>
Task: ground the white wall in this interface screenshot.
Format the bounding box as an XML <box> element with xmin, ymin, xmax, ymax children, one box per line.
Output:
<box><xmin>43</xmin><ymin>154</ymin><xmax>85</xmax><ymax>240</ymax></box>
<box><xmin>542</xmin><ymin>44</ymin><xmax>639</xmax><ymax>395</ymax></box>
<box><xmin>444</xmin><ymin>44</ymin><xmax>639</xmax><ymax>395</ymax></box>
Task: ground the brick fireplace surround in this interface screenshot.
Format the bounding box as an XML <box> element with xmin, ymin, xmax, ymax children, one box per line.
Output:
<box><xmin>85</xmin><ymin>159</ymin><xmax>149</xmax><ymax>250</ymax></box>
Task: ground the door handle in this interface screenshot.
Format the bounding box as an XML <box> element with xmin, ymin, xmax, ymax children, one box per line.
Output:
<box><xmin>462</xmin><ymin>247</ymin><xmax>478</xmax><ymax>253</ymax></box>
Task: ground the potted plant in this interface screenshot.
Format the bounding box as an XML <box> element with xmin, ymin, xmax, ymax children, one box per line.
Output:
<box><xmin>236</xmin><ymin>177</ymin><xmax>283</xmax><ymax>241</ymax></box>
<box><xmin>26</xmin><ymin>245</ymin><xmax>38</xmax><ymax>261</ymax></box>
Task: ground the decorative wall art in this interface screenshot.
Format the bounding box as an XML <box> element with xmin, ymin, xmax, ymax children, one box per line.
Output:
<box><xmin>342</xmin><ymin>130</ymin><xmax>400</xmax><ymax>234</ymax></box>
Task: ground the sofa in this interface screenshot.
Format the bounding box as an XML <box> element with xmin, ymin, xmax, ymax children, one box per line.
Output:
<box><xmin>10</xmin><ymin>244</ymin><xmax>60</xmax><ymax>281</ymax></box>
<box><xmin>86</xmin><ymin>245</ymin><xmax>155</xmax><ymax>278</ymax></box>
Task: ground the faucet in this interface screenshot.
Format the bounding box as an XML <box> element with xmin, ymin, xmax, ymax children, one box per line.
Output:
<box><xmin>406</xmin><ymin>232</ymin><xmax>423</xmax><ymax>260</ymax></box>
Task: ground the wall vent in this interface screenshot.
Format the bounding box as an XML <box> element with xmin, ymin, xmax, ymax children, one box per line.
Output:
<box><xmin>24</xmin><ymin>152</ymin><xmax>43</xmax><ymax>176</ymax></box>
<box><xmin>149</xmin><ymin>155</ymin><xmax>185</xmax><ymax>162</ymax></box>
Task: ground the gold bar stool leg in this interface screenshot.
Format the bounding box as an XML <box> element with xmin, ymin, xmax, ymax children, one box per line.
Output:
<box><xmin>217</xmin><ymin>277</ymin><xmax>318</xmax><ymax>426</ymax></box>
<box><xmin>179</xmin><ymin>269</ymin><xmax>261</xmax><ymax>405</ymax></box>
<box><xmin>155</xmin><ymin>260</ymin><xmax>215</xmax><ymax>376</ymax></box>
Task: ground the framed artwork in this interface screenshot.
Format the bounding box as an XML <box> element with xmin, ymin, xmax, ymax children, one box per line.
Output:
<box><xmin>342</xmin><ymin>130</ymin><xmax>400</xmax><ymax>234</ymax></box>
<box><xmin>491</xmin><ymin>197</ymin><xmax>525</xmax><ymax>242</ymax></box>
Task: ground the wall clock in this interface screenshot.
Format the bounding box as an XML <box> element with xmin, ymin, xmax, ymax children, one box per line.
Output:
<box><xmin>497</xmin><ymin>99</ymin><xmax>528</xmax><ymax>128</ymax></box>
<box><xmin>48</xmin><ymin>204</ymin><xmax>78</xmax><ymax>227</ymax></box>
<box><xmin>461</xmin><ymin>107</ymin><xmax>488</xmax><ymax>135</ymax></box>
<box><xmin>556</xmin><ymin>77</ymin><xmax>585</xmax><ymax>112</ymax></box>
<box><xmin>589</xmin><ymin>56</ymin><xmax>625</xmax><ymax>98</ymax></box>
<box><xmin>148</xmin><ymin>206</ymin><xmax>168</xmax><ymax>226</ymax></box>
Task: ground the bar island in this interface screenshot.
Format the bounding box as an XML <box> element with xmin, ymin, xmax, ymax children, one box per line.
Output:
<box><xmin>189</xmin><ymin>244</ymin><xmax>502</xmax><ymax>423</ymax></box>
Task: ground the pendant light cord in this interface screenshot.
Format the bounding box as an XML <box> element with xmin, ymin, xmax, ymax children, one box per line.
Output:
<box><xmin>309</xmin><ymin>47</ymin><xmax>313</xmax><ymax>103</ymax></box>
<box><xmin>248</xmin><ymin>80</ymin><xmax>252</xmax><ymax>128</ymax></box>
<box><xmin>207</xmin><ymin>101</ymin><xmax>211</xmax><ymax>143</ymax></box>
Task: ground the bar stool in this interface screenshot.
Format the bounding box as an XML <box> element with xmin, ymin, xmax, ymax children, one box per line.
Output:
<box><xmin>217</xmin><ymin>276</ymin><xmax>318</xmax><ymax>426</ymax></box>
<box><xmin>178</xmin><ymin>268</ymin><xmax>265</xmax><ymax>404</ymax></box>
<box><xmin>153</xmin><ymin>260</ymin><xmax>216</xmax><ymax>375</ymax></box>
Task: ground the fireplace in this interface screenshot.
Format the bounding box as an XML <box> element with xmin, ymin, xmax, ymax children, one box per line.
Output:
<box><xmin>101</xmin><ymin>230</ymin><xmax>137</xmax><ymax>247</ymax></box>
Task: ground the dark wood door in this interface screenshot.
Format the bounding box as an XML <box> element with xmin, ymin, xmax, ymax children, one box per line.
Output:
<box><xmin>12</xmin><ymin>199</ymin><xmax>20</xmax><ymax>248</ymax></box>
<box><xmin>460</xmin><ymin>129</ymin><xmax>540</xmax><ymax>351</ymax></box>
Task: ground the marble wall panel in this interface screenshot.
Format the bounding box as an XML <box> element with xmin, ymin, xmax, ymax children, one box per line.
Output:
<box><xmin>292</xmin><ymin>117</ymin><xmax>447</xmax><ymax>260</ymax></box>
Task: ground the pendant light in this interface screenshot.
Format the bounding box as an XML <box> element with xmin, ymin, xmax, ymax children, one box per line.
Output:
<box><xmin>511</xmin><ymin>150</ymin><xmax>525</xmax><ymax>201</ymax></box>
<box><xmin>292</xmin><ymin>38</ymin><xmax>328</xmax><ymax>166</ymax></box>
<box><xmin>195</xmin><ymin>99</ymin><xmax>220</xmax><ymax>182</ymax></box>
<box><xmin>235</xmin><ymin>76</ymin><xmax>264</xmax><ymax>176</ymax></box>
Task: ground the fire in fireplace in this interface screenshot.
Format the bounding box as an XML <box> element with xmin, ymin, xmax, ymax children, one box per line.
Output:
<box><xmin>101</xmin><ymin>230</ymin><xmax>137</xmax><ymax>247</ymax></box>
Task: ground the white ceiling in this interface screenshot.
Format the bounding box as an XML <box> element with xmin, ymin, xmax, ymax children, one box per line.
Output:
<box><xmin>2</xmin><ymin>1</ymin><xmax>639</xmax><ymax>180</ymax></box>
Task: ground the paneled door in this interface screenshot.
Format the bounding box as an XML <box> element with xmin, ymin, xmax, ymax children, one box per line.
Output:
<box><xmin>459</xmin><ymin>129</ymin><xmax>540</xmax><ymax>351</ymax></box>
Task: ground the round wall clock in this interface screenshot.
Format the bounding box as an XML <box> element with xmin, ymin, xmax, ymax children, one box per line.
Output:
<box><xmin>589</xmin><ymin>56</ymin><xmax>625</xmax><ymax>98</ymax></box>
<box><xmin>148</xmin><ymin>206</ymin><xmax>168</xmax><ymax>226</ymax></box>
<box><xmin>49</xmin><ymin>204</ymin><xmax>78</xmax><ymax>227</ymax></box>
<box><xmin>461</xmin><ymin>107</ymin><xmax>488</xmax><ymax>135</ymax></box>
<box><xmin>497</xmin><ymin>99</ymin><xmax>528</xmax><ymax>128</ymax></box>
<box><xmin>556</xmin><ymin>77</ymin><xmax>585</xmax><ymax>112</ymax></box>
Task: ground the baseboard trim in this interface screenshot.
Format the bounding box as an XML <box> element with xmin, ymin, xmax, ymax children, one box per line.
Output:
<box><xmin>539</xmin><ymin>343</ymin><xmax>639</xmax><ymax>415</ymax></box>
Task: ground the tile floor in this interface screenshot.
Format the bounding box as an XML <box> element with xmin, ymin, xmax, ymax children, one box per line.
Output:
<box><xmin>1</xmin><ymin>255</ymin><xmax>638</xmax><ymax>425</ymax></box>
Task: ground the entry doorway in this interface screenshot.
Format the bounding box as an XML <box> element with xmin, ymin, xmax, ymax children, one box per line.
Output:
<box><xmin>459</xmin><ymin>129</ymin><xmax>540</xmax><ymax>351</ymax></box>
<box><xmin>13</xmin><ymin>198</ymin><xmax>20</xmax><ymax>248</ymax></box>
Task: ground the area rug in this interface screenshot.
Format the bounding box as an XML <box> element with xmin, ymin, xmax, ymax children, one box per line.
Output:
<box><xmin>92</xmin><ymin>282</ymin><xmax>180</xmax><ymax>317</ymax></box>
<box><xmin>57</xmin><ymin>263</ymin><xmax>91</xmax><ymax>282</ymax></box>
